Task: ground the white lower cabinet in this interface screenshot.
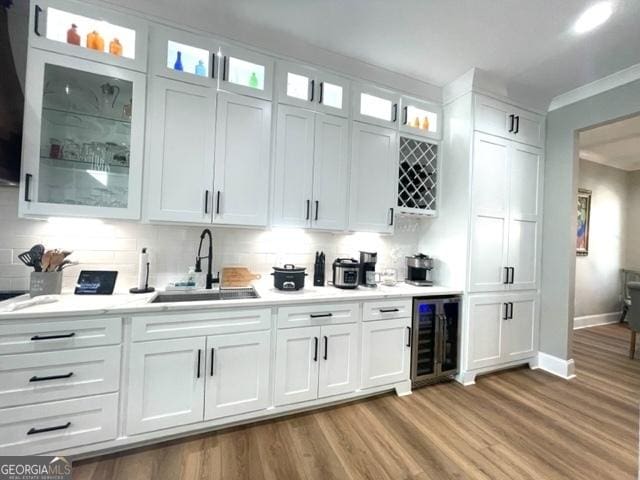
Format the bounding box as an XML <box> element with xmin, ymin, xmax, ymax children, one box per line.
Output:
<box><xmin>466</xmin><ymin>293</ymin><xmax>538</xmax><ymax>371</ymax></box>
<box><xmin>361</xmin><ymin>318</ymin><xmax>411</xmax><ymax>388</ymax></box>
<box><xmin>274</xmin><ymin>323</ymin><xmax>359</xmax><ymax>406</ymax></box>
<box><xmin>204</xmin><ymin>331</ymin><xmax>271</xmax><ymax>420</ymax></box>
<box><xmin>126</xmin><ymin>337</ymin><xmax>206</xmax><ymax>435</ymax></box>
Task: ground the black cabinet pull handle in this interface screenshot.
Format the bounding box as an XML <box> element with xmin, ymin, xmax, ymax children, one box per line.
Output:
<box><xmin>503</xmin><ymin>303</ymin><xmax>509</xmax><ymax>320</ymax></box>
<box><xmin>211</xmin><ymin>53</ymin><xmax>216</xmax><ymax>78</ymax></box>
<box><xmin>503</xmin><ymin>267</ymin><xmax>510</xmax><ymax>285</ymax></box>
<box><xmin>323</xmin><ymin>336</ymin><xmax>328</xmax><ymax>360</ymax></box>
<box><xmin>31</xmin><ymin>332</ymin><xmax>75</xmax><ymax>341</ymax></box>
<box><xmin>509</xmin><ymin>302</ymin><xmax>514</xmax><ymax>319</ymax></box>
<box><xmin>389</xmin><ymin>207</ymin><xmax>394</xmax><ymax>226</ymax></box>
<box><xmin>379</xmin><ymin>308</ymin><xmax>399</xmax><ymax>313</ymax></box>
<box><xmin>310</xmin><ymin>312</ymin><xmax>332</xmax><ymax>318</ymax></box>
<box><xmin>392</xmin><ymin>103</ymin><xmax>398</xmax><ymax>123</ymax></box>
<box><xmin>216</xmin><ymin>190</ymin><xmax>221</xmax><ymax>215</ymax></box>
<box><xmin>508</xmin><ymin>114</ymin><xmax>515</xmax><ymax>133</ymax></box>
<box><xmin>309</xmin><ymin>79</ymin><xmax>315</xmax><ymax>102</ymax></box>
<box><xmin>30</xmin><ymin>372</ymin><xmax>73</xmax><ymax>382</ymax></box>
<box><xmin>319</xmin><ymin>82</ymin><xmax>324</xmax><ymax>104</ymax></box>
<box><xmin>222</xmin><ymin>55</ymin><xmax>228</xmax><ymax>81</ymax></box>
<box><xmin>402</xmin><ymin>106</ymin><xmax>408</xmax><ymax>125</ymax></box>
<box><xmin>306</xmin><ymin>199</ymin><xmax>310</xmax><ymax>220</ymax></box>
<box><xmin>514</xmin><ymin>116</ymin><xmax>520</xmax><ymax>134</ymax></box>
<box><xmin>406</xmin><ymin>326</ymin><xmax>412</xmax><ymax>347</ymax></box>
<box><xmin>24</xmin><ymin>173</ymin><xmax>33</xmax><ymax>202</ymax></box>
<box><xmin>34</xmin><ymin>5</ymin><xmax>42</xmax><ymax>36</ymax></box>
<box><xmin>28</xmin><ymin>422</ymin><xmax>71</xmax><ymax>436</ymax></box>
<box><xmin>313</xmin><ymin>337</ymin><xmax>318</xmax><ymax>361</ymax></box>
<box><xmin>210</xmin><ymin>347</ymin><xmax>215</xmax><ymax>376</ymax></box>
<box><xmin>196</xmin><ymin>349</ymin><xmax>202</xmax><ymax>378</ymax></box>
<box><xmin>204</xmin><ymin>190</ymin><xmax>210</xmax><ymax>214</ymax></box>
<box><xmin>314</xmin><ymin>200</ymin><xmax>319</xmax><ymax>221</ymax></box>
<box><xmin>508</xmin><ymin>267</ymin><xmax>515</xmax><ymax>284</ymax></box>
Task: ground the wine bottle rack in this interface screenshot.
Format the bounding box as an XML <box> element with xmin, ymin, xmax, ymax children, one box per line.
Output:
<box><xmin>397</xmin><ymin>136</ymin><xmax>438</xmax><ymax>215</ymax></box>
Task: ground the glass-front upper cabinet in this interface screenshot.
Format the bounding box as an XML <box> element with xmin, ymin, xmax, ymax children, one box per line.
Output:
<box><xmin>276</xmin><ymin>61</ymin><xmax>350</xmax><ymax>117</ymax></box>
<box><xmin>19</xmin><ymin>49</ymin><xmax>145</xmax><ymax>219</ymax></box>
<box><xmin>149</xmin><ymin>25</ymin><xmax>217</xmax><ymax>87</ymax></box>
<box><xmin>400</xmin><ymin>96</ymin><xmax>442</xmax><ymax>140</ymax></box>
<box><xmin>353</xmin><ymin>83</ymin><xmax>401</xmax><ymax>128</ymax></box>
<box><xmin>218</xmin><ymin>44</ymin><xmax>274</xmax><ymax>100</ymax></box>
<box><xmin>29</xmin><ymin>0</ymin><xmax>148</xmax><ymax>72</ymax></box>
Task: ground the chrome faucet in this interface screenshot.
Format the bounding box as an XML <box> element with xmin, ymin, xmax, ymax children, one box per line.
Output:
<box><xmin>195</xmin><ymin>228</ymin><xmax>216</xmax><ymax>289</ymax></box>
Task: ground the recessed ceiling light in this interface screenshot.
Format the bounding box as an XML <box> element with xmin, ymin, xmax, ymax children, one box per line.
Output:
<box><xmin>573</xmin><ymin>2</ymin><xmax>613</xmax><ymax>34</ymax></box>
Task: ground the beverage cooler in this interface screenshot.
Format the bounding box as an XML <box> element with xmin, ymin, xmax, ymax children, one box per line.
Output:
<box><xmin>411</xmin><ymin>296</ymin><xmax>460</xmax><ymax>386</ymax></box>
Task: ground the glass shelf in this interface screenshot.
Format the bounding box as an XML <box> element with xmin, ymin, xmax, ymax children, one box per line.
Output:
<box><xmin>42</xmin><ymin>106</ymin><xmax>132</xmax><ymax>126</ymax></box>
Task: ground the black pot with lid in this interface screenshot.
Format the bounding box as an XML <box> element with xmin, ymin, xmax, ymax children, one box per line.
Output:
<box><xmin>271</xmin><ymin>264</ymin><xmax>307</xmax><ymax>291</ymax></box>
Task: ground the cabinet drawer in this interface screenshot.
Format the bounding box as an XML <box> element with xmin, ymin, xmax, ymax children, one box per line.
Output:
<box><xmin>131</xmin><ymin>308</ymin><xmax>272</xmax><ymax>341</ymax></box>
<box><xmin>0</xmin><ymin>346</ymin><xmax>121</xmax><ymax>408</ymax></box>
<box><xmin>363</xmin><ymin>299</ymin><xmax>412</xmax><ymax>321</ymax></box>
<box><xmin>0</xmin><ymin>317</ymin><xmax>122</xmax><ymax>355</ymax></box>
<box><xmin>0</xmin><ymin>393</ymin><xmax>118</xmax><ymax>455</ymax></box>
<box><xmin>277</xmin><ymin>302</ymin><xmax>359</xmax><ymax>328</ymax></box>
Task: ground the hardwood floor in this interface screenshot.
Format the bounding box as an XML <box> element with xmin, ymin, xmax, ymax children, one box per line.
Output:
<box><xmin>73</xmin><ymin>324</ymin><xmax>640</xmax><ymax>480</ymax></box>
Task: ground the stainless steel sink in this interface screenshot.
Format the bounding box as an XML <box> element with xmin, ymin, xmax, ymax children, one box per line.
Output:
<box><xmin>151</xmin><ymin>287</ymin><xmax>259</xmax><ymax>303</ymax></box>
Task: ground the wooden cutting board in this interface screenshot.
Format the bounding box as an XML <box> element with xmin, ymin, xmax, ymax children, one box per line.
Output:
<box><xmin>221</xmin><ymin>267</ymin><xmax>262</xmax><ymax>287</ymax></box>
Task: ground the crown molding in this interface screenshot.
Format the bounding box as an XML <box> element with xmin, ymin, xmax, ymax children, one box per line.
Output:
<box><xmin>548</xmin><ymin>62</ymin><xmax>640</xmax><ymax>112</ymax></box>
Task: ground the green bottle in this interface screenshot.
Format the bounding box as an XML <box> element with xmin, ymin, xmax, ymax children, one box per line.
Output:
<box><xmin>249</xmin><ymin>72</ymin><xmax>259</xmax><ymax>88</ymax></box>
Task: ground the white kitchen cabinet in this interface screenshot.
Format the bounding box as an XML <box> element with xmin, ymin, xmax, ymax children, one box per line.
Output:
<box><xmin>349</xmin><ymin>122</ymin><xmax>398</xmax><ymax>233</ymax></box>
<box><xmin>361</xmin><ymin>317</ymin><xmax>411</xmax><ymax>389</ymax></box>
<box><xmin>272</xmin><ymin>105</ymin><xmax>316</xmax><ymax>228</ymax></box>
<box><xmin>19</xmin><ymin>48</ymin><xmax>146</xmax><ymax>220</ymax></box>
<box><xmin>29</xmin><ymin>0</ymin><xmax>148</xmax><ymax>72</ymax></box>
<box><xmin>213</xmin><ymin>92</ymin><xmax>272</xmax><ymax>226</ymax></box>
<box><xmin>126</xmin><ymin>337</ymin><xmax>205</xmax><ymax>434</ymax></box>
<box><xmin>204</xmin><ymin>331</ymin><xmax>271</xmax><ymax>420</ymax></box>
<box><xmin>276</xmin><ymin>61</ymin><xmax>350</xmax><ymax>117</ymax></box>
<box><xmin>474</xmin><ymin>95</ymin><xmax>544</xmax><ymax>148</ymax></box>
<box><xmin>318</xmin><ymin>323</ymin><xmax>359</xmax><ymax>398</ymax></box>
<box><xmin>399</xmin><ymin>96</ymin><xmax>442</xmax><ymax>140</ymax></box>
<box><xmin>272</xmin><ymin>105</ymin><xmax>349</xmax><ymax>230</ymax></box>
<box><xmin>468</xmin><ymin>133</ymin><xmax>543</xmax><ymax>293</ymax></box>
<box><xmin>218</xmin><ymin>44</ymin><xmax>274</xmax><ymax>100</ymax></box>
<box><xmin>353</xmin><ymin>83</ymin><xmax>400</xmax><ymax>128</ymax></box>
<box><xmin>149</xmin><ymin>25</ymin><xmax>217</xmax><ymax>86</ymax></box>
<box><xmin>466</xmin><ymin>293</ymin><xmax>538</xmax><ymax>371</ymax></box>
<box><xmin>274</xmin><ymin>326</ymin><xmax>320</xmax><ymax>406</ymax></box>
<box><xmin>145</xmin><ymin>77</ymin><xmax>216</xmax><ymax>223</ymax></box>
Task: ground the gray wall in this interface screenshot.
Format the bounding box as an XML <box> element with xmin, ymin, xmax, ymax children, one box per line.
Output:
<box><xmin>574</xmin><ymin>159</ymin><xmax>627</xmax><ymax>319</ymax></box>
<box><xmin>542</xmin><ymin>79</ymin><xmax>640</xmax><ymax>360</ymax></box>
<box><xmin>626</xmin><ymin>170</ymin><xmax>640</xmax><ymax>269</ymax></box>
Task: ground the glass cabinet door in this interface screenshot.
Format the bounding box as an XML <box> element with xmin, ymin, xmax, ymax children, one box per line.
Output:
<box><xmin>20</xmin><ymin>49</ymin><xmax>145</xmax><ymax>219</ymax></box>
<box><xmin>400</xmin><ymin>96</ymin><xmax>442</xmax><ymax>140</ymax></box>
<box><xmin>276</xmin><ymin>61</ymin><xmax>315</xmax><ymax>108</ymax></box>
<box><xmin>30</xmin><ymin>0</ymin><xmax>148</xmax><ymax>72</ymax></box>
<box><xmin>149</xmin><ymin>26</ymin><xmax>216</xmax><ymax>86</ymax></box>
<box><xmin>317</xmin><ymin>72</ymin><xmax>349</xmax><ymax>118</ymax></box>
<box><xmin>219</xmin><ymin>44</ymin><xmax>274</xmax><ymax>100</ymax></box>
<box><xmin>353</xmin><ymin>83</ymin><xmax>400</xmax><ymax>127</ymax></box>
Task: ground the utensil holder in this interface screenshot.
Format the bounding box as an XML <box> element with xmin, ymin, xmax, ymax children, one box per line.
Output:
<box><xmin>30</xmin><ymin>271</ymin><xmax>63</xmax><ymax>297</ymax></box>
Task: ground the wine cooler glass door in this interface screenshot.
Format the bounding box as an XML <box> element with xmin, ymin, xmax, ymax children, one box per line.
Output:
<box><xmin>440</xmin><ymin>301</ymin><xmax>460</xmax><ymax>375</ymax></box>
<box><xmin>412</xmin><ymin>301</ymin><xmax>438</xmax><ymax>381</ymax></box>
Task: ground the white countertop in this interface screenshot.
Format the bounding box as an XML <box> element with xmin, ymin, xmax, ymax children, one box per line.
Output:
<box><xmin>0</xmin><ymin>281</ymin><xmax>462</xmax><ymax>320</ymax></box>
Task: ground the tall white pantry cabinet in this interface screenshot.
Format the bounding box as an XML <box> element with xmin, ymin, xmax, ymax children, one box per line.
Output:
<box><xmin>427</xmin><ymin>91</ymin><xmax>545</xmax><ymax>385</ymax></box>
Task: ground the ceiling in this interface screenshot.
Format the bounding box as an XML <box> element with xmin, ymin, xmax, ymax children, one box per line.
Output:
<box><xmin>579</xmin><ymin>114</ymin><xmax>640</xmax><ymax>171</ymax></box>
<box><xmin>101</xmin><ymin>0</ymin><xmax>640</xmax><ymax>105</ymax></box>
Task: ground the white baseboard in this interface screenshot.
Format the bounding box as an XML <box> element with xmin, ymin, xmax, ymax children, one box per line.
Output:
<box><xmin>533</xmin><ymin>352</ymin><xmax>576</xmax><ymax>380</ymax></box>
<box><xmin>573</xmin><ymin>311</ymin><xmax>621</xmax><ymax>329</ymax></box>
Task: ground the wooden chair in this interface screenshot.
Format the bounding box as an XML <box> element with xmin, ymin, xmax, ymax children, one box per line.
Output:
<box><xmin>627</xmin><ymin>282</ymin><xmax>640</xmax><ymax>359</ymax></box>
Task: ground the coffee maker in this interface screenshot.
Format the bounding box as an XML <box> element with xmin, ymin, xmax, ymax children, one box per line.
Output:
<box><xmin>359</xmin><ymin>251</ymin><xmax>378</xmax><ymax>287</ymax></box>
<box><xmin>405</xmin><ymin>254</ymin><xmax>434</xmax><ymax>286</ymax></box>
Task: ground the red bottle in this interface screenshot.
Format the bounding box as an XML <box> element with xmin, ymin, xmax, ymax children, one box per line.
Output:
<box><xmin>66</xmin><ymin>24</ymin><xmax>80</xmax><ymax>46</ymax></box>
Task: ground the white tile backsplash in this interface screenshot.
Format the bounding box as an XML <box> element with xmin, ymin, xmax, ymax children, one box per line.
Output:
<box><xmin>0</xmin><ymin>187</ymin><xmax>422</xmax><ymax>292</ymax></box>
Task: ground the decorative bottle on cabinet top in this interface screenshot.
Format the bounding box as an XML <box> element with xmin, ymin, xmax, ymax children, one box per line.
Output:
<box><xmin>109</xmin><ymin>38</ymin><xmax>123</xmax><ymax>56</ymax></box>
<box><xmin>87</xmin><ymin>30</ymin><xmax>104</xmax><ymax>51</ymax></box>
<box><xmin>249</xmin><ymin>72</ymin><xmax>258</xmax><ymax>88</ymax></box>
<box><xmin>66</xmin><ymin>24</ymin><xmax>80</xmax><ymax>45</ymax></box>
<box><xmin>195</xmin><ymin>60</ymin><xmax>206</xmax><ymax>76</ymax></box>
<box><xmin>174</xmin><ymin>51</ymin><xmax>183</xmax><ymax>71</ymax></box>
